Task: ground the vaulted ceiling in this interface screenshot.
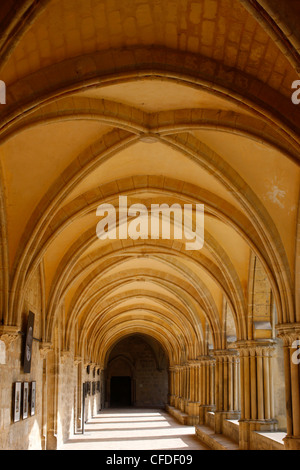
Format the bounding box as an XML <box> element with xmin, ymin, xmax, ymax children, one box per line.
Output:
<box><xmin>0</xmin><ymin>0</ymin><xmax>299</xmax><ymax>366</ymax></box>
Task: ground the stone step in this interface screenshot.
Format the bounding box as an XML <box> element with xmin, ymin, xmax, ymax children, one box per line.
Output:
<box><xmin>195</xmin><ymin>424</ymin><xmax>240</xmax><ymax>450</ymax></box>
<box><xmin>165</xmin><ymin>405</ymin><xmax>188</xmax><ymax>425</ymax></box>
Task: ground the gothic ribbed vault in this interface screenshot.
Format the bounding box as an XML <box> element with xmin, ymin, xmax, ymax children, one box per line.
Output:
<box><xmin>0</xmin><ymin>0</ymin><xmax>299</xmax><ymax>451</ymax></box>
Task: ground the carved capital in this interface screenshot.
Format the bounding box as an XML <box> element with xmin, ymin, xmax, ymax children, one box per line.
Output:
<box><xmin>213</xmin><ymin>349</ymin><xmax>239</xmax><ymax>359</ymax></box>
<box><xmin>276</xmin><ymin>323</ymin><xmax>300</xmax><ymax>346</ymax></box>
<box><xmin>0</xmin><ymin>325</ymin><xmax>19</xmax><ymax>349</ymax></box>
<box><xmin>39</xmin><ymin>342</ymin><xmax>52</xmax><ymax>358</ymax></box>
<box><xmin>232</xmin><ymin>340</ymin><xmax>275</xmax><ymax>356</ymax></box>
<box><xmin>60</xmin><ymin>350</ymin><xmax>72</xmax><ymax>364</ymax></box>
<box><xmin>187</xmin><ymin>359</ymin><xmax>201</xmax><ymax>366</ymax></box>
<box><xmin>196</xmin><ymin>355</ymin><xmax>216</xmax><ymax>364</ymax></box>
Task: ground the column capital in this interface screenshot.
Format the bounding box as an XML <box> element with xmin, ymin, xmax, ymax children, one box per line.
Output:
<box><xmin>196</xmin><ymin>355</ymin><xmax>216</xmax><ymax>364</ymax></box>
<box><xmin>60</xmin><ymin>349</ymin><xmax>72</xmax><ymax>363</ymax></box>
<box><xmin>276</xmin><ymin>322</ymin><xmax>300</xmax><ymax>346</ymax></box>
<box><xmin>212</xmin><ymin>348</ymin><xmax>239</xmax><ymax>358</ymax></box>
<box><xmin>187</xmin><ymin>359</ymin><xmax>200</xmax><ymax>366</ymax></box>
<box><xmin>0</xmin><ymin>325</ymin><xmax>19</xmax><ymax>348</ymax></box>
<box><xmin>39</xmin><ymin>341</ymin><xmax>53</xmax><ymax>358</ymax></box>
<box><xmin>232</xmin><ymin>339</ymin><xmax>276</xmax><ymax>355</ymax></box>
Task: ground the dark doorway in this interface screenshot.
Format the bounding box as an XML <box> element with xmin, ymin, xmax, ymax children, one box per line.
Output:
<box><xmin>110</xmin><ymin>376</ymin><xmax>132</xmax><ymax>407</ymax></box>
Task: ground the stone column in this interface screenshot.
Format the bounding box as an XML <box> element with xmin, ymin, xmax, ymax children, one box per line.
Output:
<box><xmin>45</xmin><ymin>347</ymin><xmax>59</xmax><ymax>450</ymax></box>
<box><xmin>74</xmin><ymin>357</ymin><xmax>83</xmax><ymax>433</ymax></box>
<box><xmin>173</xmin><ymin>366</ymin><xmax>180</xmax><ymax>409</ymax></box>
<box><xmin>185</xmin><ymin>361</ymin><xmax>201</xmax><ymax>425</ymax></box>
<box><xmin>277</xmin><ymin>323</ymin><xmax>300</xmax><ymax>450</ymax></box>
<box><xmin>197</xmin><ymin>355</ymin><xmax>216</xmax><ymax>425</ymax></box>
<box><xmin>39</xmin><ymin>342</ymin><xmax>52</xmax><ymax>450</ymax></box>
<box><xmin>183</xmin><ymin>364</ymin><xmax>190</xmax><ymax>413</ymax></box>
<box><xmin>180</xmin><ymin>365</ymin><xmax>184</xmax><ymax>411</ymax></box>
<box><xmin>234</xmin><ymin>340</ymin><xmax>276</xmax><ymax>450</ymax></box>
<box><xmin>179</xmin><ymin>365</ymin><xmax>187</xmax><ymax>412</ymax></box>
<box><xmin>168</xmin><ymin>367</ymin><xmax>176</xmax><ymax>406</ymax></box>
<box><xmin>213</xmin><ymin>349</ymin><xmax>240</xmax><ymax>433</ymax></box>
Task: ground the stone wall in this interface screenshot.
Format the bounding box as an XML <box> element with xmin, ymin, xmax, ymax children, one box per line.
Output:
<box><xmin>57</xmin><ymin>353</ymin><xmax>77</xmax><ymax>445</ymax></box>
<box><xmin>135</xmin><ymin>346</ymin><xmax>168</xmax><ymax>407</ymax></box>
<box><xmin>0</xmin><ymin>265</ymin><xmax>104</xmax><ymax>450</ymax></box>
<box><xmin>251</xmin><ymin>256</ymin><xmax>273</xmax><ymax>340</ymax></box>
<box><xmin>0</xmin><ymin>336</ymin><xmax>43</xmax><ymax>450</ymax></box>
<box><xmin>0</xmin><ymin>267</ymin><xmax>44</xmax><ymax>450</ymax></box>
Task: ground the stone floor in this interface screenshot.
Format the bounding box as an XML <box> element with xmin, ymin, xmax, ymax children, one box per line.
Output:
<box><xmin>59</xmin><ymin>408</ymin><xmax>210</xmax><ymax>450</ymax></box>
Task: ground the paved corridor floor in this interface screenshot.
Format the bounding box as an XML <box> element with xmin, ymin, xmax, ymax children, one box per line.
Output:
<box><xmin>60</xmin><ymin>408</ymin><xmax>209</xmax><ymax>450</ymax></box>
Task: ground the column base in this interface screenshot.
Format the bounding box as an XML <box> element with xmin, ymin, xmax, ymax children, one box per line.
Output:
<box><xmin>169</xmin><ymin>394</ymin><xmax>176</xmax><ymax>407</ymax></box>
<box><xmin>180</xmin><ymin>398</ymin><xmax>187</xmax><ymax>412</ymax></box>
<box><xmin>186</xmin><ymin>401</ymin><xmax>200</xmax><ymax>425</ymax></box>
<box><xmin>238</xmin><ymin>419</ymin><xmax>278</xmax><ymax>450</ymax></box>
<box><xmin>214</xmin><ymin>411</ymin><xmax>240</xmax><ymax>434</ymax></box>
<box><xmin>174</xmin><ymin>396</ymin><xmax>185</xmax><ymax>411</ymax></box>
<box><xmin>46</xmin><ymin>432</ymin><xmax>58</xmax><ymax>450</ymax></box>
<box><xmin>283</xmin><ymin>435</ymin><xmax>300</xmax><ymax>450</ymax></box>
<box><xmin>199</xmin><ymin>404</ymin><xmax>215</xmax><ymax>425</ymax></box>
<box><xmin>76</xmin><ymin>417</ymin><xmax>83</xmax><ymax>433</ymax></box>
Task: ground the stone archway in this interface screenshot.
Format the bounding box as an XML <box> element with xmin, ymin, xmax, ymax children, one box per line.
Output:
<box><xmin>105</xmin><ymin>335</ymin><xmax>169</xmax><ymax>409</ymax></box>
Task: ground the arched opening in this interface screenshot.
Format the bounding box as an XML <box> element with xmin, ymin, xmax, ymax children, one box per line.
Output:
<box><xmin>105</xmin><ymin>334</ymin><xmax>169</xmax><ymax>409</ymax></box>
<box><xmin>110</xmin><ymin>376</ymin><xmax>132</xmax><ymax>408</ymax></box>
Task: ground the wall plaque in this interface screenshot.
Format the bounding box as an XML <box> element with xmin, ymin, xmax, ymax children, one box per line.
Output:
<box><xmin>24</xmin><ymin>311</ymin><xmax>35</xmax><ymax>373</ymax></box>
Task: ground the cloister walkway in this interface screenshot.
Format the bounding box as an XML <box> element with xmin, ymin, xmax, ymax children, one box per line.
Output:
<box><xmin>59</xmin><ymin>408</ymin><xmax>209</xmax><ymax>451</ymax></box>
